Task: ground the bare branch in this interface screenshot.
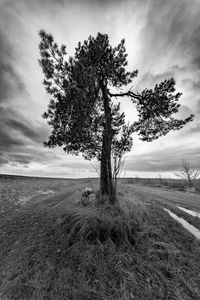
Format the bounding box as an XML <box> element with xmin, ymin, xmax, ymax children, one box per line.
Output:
<box><xmin>107</xmin><ymin>90</ymin><xmax>141</xmax><ymax>101</ymax></box>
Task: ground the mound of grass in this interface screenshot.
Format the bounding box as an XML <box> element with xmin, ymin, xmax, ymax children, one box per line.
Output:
<box><xmin>56</xmin><ymin>201</ymin><xmax>139</xmax><ymax>247</ymax></box>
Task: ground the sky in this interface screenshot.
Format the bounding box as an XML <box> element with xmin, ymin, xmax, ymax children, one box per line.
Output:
<box><xmin>0</xmin><ymin>0</ymin><xmax>200</xmax><ymax>178</ymax></box>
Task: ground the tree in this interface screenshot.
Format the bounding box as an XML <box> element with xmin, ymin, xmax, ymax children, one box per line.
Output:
<box><xmin>111</xmin><ymin>115</ymin><xmax>133</xmax><ymax>191</ymax></box>
<box><xmin>112</xmin><ymin>154</ymin><xmax>126</xmax><ymax>192</ymax></box>
<box><xmin>175</xmin><ymin>160</ymin><xmax>200</xmax><ymax>187</ymax></box>
<box><xmin>38</xmin><ymin>31</ymin><xmax>194</xmax><ymax>204</ymax></box>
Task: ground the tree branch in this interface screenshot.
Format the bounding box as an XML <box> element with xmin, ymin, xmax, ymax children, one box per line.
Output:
<box><xmin>107</xmin><ymin>90</ymin><xmax>142</xmax><ymax>101</ymax></box>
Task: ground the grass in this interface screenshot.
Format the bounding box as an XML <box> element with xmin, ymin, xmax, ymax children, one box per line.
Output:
<box><xmin>0</xmin><ymin>176</ymin><xmax>200</xmax><ymax>299</ymax></box>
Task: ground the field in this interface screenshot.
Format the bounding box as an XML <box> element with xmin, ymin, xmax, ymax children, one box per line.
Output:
<box><xmin>0</xmin><ymin>175</ymin><xmax>200</xmax><ymax>299</ymax></box>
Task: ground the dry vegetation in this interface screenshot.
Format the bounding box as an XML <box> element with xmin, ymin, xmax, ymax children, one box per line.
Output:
<box><xmin>121</xmin><ymin>177</ymin><xmax>200</xmax><ymax>192</ymax></box>
<box><xmin>0</xmin><ymin>175</ymin><xmax>200</xmax><ymax>299</ymax></box>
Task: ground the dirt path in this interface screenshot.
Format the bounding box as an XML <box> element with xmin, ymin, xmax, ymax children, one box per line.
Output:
<box><xmin>120</xmin><ymin>184</ymin><xmax>200</xmax><ymax>239</ymax></box>
<box><xmin>121</xmin><ymin>184</ymin><xmax>200</xmax><ymax>210</ymax></box>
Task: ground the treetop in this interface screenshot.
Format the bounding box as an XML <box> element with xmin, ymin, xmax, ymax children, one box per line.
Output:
<box><xmin>38</xmin><ymin>30</ymin><xmax>194</xmax><ymax>159</ymax></box>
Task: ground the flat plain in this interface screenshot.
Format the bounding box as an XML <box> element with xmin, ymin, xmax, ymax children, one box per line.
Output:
<box><xmin>0</xmin><ymin>175</ymin><xmax>200</xmax><ymax>299</ymax></box>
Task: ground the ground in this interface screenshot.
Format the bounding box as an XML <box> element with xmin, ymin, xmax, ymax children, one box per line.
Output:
<box><xmin>0</xmin><ymin>175</ymin><xmax>200</xmax><ymax>299</ymax></box>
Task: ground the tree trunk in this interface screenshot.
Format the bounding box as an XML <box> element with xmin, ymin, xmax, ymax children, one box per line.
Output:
<box><xmin>187</xmin><ymin>173</ymin><xmax>192</xmax><ymax>187</ymax></box>
<box><xmin>100</xmin><ymin>85</ymin><xmax>116</xmax><ymax>204</ymax></box>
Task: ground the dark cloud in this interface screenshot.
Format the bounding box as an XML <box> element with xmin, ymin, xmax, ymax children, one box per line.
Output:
<box><xmin>0</xmin><ymin>29</ymin><xmax>28</xmax><ymax>104</ymax></box>
<box><xmin>0</xmin><ymin>106</ymin><xmax>50</xmax><ymax>168</ymax></box>
<box><xmin>126</xmin><ymin>146</ymin><xmax>200</xmax><ymax>173</ymax></box>
<box><xmin>0</xmin><ymin>145</ymin><xmax>60</xmax><ymax>168</ymax></box>
<box><xmin>0</xmin><ymin>128</ymin><xmax>25</xmax><ymax>151</ymax></box>
<box><xmin>6</xmin><ymin>117</ymin><xmax>48</xmax><ymax>143</ymax></box>
<box><xmin>0</xmin><ymin>152</ymin><xmax>34</xmax><ymax>167</ymax></box>
<box><xmin>8</xmin><ymin>153</ymin><xmax>33</xmax><ymax>166</ymax></box>
<box><xmin>0</xmin><ymin>153</ymin><xmax>8</xmax><ymax>166</ymax></box>
<box><xmin>0</xmin><ymin>107</ymin><xmax>49</xmax><ymax>147</ymax></box>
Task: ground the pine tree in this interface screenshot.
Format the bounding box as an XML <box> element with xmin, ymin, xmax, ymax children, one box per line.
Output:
<box><xmin>38</xmin><ymin>31</ymin><xmax>194</xmax><ymax>204</ymax></box>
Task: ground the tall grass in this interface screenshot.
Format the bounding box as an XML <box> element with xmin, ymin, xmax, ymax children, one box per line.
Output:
<box><xmin>54</xmin><ymin>198</ymin><xmax>141</xmax><ymax>247</ymax></box>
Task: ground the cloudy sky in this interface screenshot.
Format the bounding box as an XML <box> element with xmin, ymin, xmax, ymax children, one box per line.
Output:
<box><xmin>0</xmin><ymin>0</ymin><xmax>200</xmax><ymax>178</ymax></box>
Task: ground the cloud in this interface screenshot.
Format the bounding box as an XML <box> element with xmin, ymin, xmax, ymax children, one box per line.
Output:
<box><xmin>30</xmin><ymin>0</ymin><xmax>126</xmax><ymax>8</ymax></box>
<box><xmin>138</xmin><ymin>0</ymin><xmax>200</xmax><ymax>73</ymax></box>
<box><xmin>0</xmin><ymin>150</ymin><xmax>41</xmax><ymax>168</ymax></box>
<box><xmin>186</xmin><ymin>123</ymin><xmax>200</xmax><ymax>134</ymax></box>
<box><xmin>7</xmin><ymin>153</ymin><xmax>33</xmax><ymax>167</ymax></box>
<box><xmin>0</xmin><ymin>106</ymin><xmax>50</xmax><ymax>168</ymax></box>
<box><xmin>126</xmin><ymin>145</ymin><xmax>200</xmax><ymax>173</ymax></box>
<box><xmin>0</xmin><ymin>29</ymin><xmax>28</xmax><ymax>104</ymax></box>
<box><xmin>0</xmin><ymin>153</ymin><xmax>8</xmax><ymax>166</ymax></box>
<box><xmin>1</xmin><ymin>155</ymin><xmax>31</xmax><ymax>168</ymax></box>
<box><xmin>197</xmin><ymin>101</ymin><xmax>200</xmax><ymax>114</ymax></box>
<box><xmin>0</xmin><ymin>107</ymin><xmax>49</xmax><ymax>148</ymax></box>
<box><xmin>0</xmin><ymin>144</ymin><xmax>61</xmax><ymax>169</ymax></box>
<box><xmin>0</xmin><ymin>128</ymin><xmax>25</xmax><ymax>152</ymax></box>
<box><xmin>136</xmin><ymin>70</ymin><xmax>174</xmax><ymax>90</ymax></box>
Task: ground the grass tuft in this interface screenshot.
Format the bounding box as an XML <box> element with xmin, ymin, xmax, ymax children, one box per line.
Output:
<box><xmin>54</xmin><ymin>200</ymin><xmax>139</xmax><ymax>247</ymax></box>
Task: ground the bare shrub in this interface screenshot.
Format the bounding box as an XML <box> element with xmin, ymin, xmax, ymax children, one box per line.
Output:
<box><xmin>175</xmin><ymin>160</ymin><xmax>200</xmax><ymax>188</ymax></box>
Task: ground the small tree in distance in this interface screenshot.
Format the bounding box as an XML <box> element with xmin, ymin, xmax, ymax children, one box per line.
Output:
<box><xmin>38</xmin><ymin>31</ymin><xmax>194</xmax><ymax>204</ymax></box>
<box><xmin>175</xmin><ymin>160</ymin><xmax>200</xmax><ymax>188</ymax></box>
